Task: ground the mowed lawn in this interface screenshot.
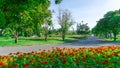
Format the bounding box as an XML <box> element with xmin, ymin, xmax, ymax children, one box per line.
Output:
<box><xmin>116</xmin><ymin>35</ymin><xmax>120</xmax><ymax>42</ymax></box>
<box><xmin>103</xmin><ymin>34</ymin><xmax>120</xmax><ymax>42</ymax></box>
<box><xmin>0</xmin><ymin>35</ymin><xmax>86</xmax><ymax>46</ymax></box>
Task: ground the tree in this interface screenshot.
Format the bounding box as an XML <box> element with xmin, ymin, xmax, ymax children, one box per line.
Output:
<box><xmin>57</xmin><ymin>8</ymin><xmax>74</xmax><ymax>41</ymax></box>
<box><xmin>108</xmin><ymin>11</ymin><xmax>120</xmax><ymax>41</ymax></box>
<box><xmin>92</xmin><ymin>10</ymin><xmax>120</xmax><ymax>41</ymax></box>
<box><xmin>76</xmin><ymin>21</ymin><xmax>90</xmax><ymax>35</ymax></box>
<box><xmin>43</xmin><ymin>17</ymin><xmax>52</xmax><ymax>41</ymax></box>
<box><xmin>0</xmin><ymin>0</ymin><xmax>62</xmax><ymax>43</ymax></box>
<box><xmin>0</xmin><ymin>9</ymin><xmax>6</xmax><ymax>36</ymax></box>
<box><xmin>29</xmin><ymin>3</ymin><xmax>52</xmax><ymax>37</ymax></box>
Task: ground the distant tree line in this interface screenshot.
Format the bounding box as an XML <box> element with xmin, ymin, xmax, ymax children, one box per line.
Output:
<box><xmin>92</xmin><ymin>10</ymin><xmax>120</xmax><ymax>41</ymax></box>
<box><xmin>76</xmin><ymin>21</ymin><xmax>90</xmax><ymax>35</ymax></box>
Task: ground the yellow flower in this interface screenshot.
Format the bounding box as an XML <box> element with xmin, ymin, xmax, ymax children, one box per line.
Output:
<box><xmin>117</xmin><ymin>53</ymin><xmax>120</xmax><ymax>56</ymax></box>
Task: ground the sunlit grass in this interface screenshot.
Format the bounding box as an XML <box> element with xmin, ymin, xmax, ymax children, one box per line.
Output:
<box><xmin>0</xmin><ymin>35</ymin><xmax>86</xmax><ymax>46</ymax></box>
<box><xmin>99</xmin><ymin>35</ymin><xmax>120</xmax><ymax>42</ymax></box>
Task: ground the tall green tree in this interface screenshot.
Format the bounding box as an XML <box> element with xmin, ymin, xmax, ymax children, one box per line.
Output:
<box><xmin>107</xmin><ymin>11</ymin><xmax>120</xmax><ymax>41</ymax></box>
<box><xmin>0</xmin><ymin>0</ymin><xmax>62</xmax><ymax>43</ymax></box>
<box><xmin>29</xmin><ymin>2</ymin><xmax>51</xmax><ymax>37</ymax></box>
<box><xmin>92</xmin><ymin>10</ymin><xmax>120</xmax><ymax>41</ymax></box>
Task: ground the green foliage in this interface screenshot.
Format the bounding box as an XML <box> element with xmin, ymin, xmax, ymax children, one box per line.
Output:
<box><xmin>55</xmin><ymin>0</ymin><xmax>62</xmax><ymax>4</ymax></box>
<box><xmin>92</xmin><ymin>10</ymin><xmax>120</xmax><ymax>41</ymax></box>
<box><xmin>0</xmin><ymin>0</ymin><xmax>62</xmax><ymax>43</ymax></box>
<box><xmin>76</xmin><ymin>22</ymin><xmax>90</xmax><ymax>34</ymax></box>
<box><xmin>0</xmin><ymin>10</ymin><xmax>6</xmax><ymax>28</ymax></box>
<box><xmin>3</xmin><ymin>28</ymin><xmax>11</xmax><ymax>37</ymax></box>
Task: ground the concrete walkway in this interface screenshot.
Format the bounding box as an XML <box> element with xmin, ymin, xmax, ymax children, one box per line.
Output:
<box><xmin>0</xmin><ymin>36</ymin><xmax>120</xmax><ymax>55</ymax></box>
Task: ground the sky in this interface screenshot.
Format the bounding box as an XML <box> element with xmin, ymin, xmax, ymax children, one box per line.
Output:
<box><xmin>50</xmin><ymin>0</ymin><xmax>120</xmax><ymax>30</ymax></box>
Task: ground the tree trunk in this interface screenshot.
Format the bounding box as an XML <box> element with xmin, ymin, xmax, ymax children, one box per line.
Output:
<box><xmin>44</xmin><ymin>27</ymin><xmax>48</xmax><ymax>41</ymax></box>
<box><xmin>109</xmin><ymin>33</ymin><xmax>112</xmax><ymax>39</ymax></box>
<box><xmin>113</xmin><ymin>32</ymin><xmax>117</xmax><ymax>41</ymax></box>
<box><xmin>62</xmin><ymin>34</ymin><xmax>65</xmax><ymax>41</ymax></box>
<box><xmin>62</xmin><ymin>29</ymin><xmax>65</xmax><ymax>41</ymax></box>
<box><xmin>45</xmin><ymin>33</ymin><xmax>47</xmax><ymax>41</ymax></box>
<box><xmin>104</xmin><ymin>33</ymin><xmax>107</xmax><ymax>38</ymax></box>
<box><xmin>14</xmin><ymin>32</ymin><xmax>18</xmax><ymax>43</ymax></box>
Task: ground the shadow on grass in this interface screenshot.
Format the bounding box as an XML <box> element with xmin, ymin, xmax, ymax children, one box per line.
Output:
<box><xmin>19</xmin><ymin>38</ymin><xmax>76</xmax><ymax>42</ymax></box>
<box><xmin>18</xmin><ymin>36</ymin><xmax>86</xmax><ymax>43</ymax></box>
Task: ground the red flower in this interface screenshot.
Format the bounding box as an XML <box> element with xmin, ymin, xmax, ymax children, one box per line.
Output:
<box><xmin>0</xmin><ymin>61</ymin><xmax>4</xmax><ymax>66</ymax></box>
<box><xmin>43</xmin><ymin>61</ymin><xmax>48</xmax><ymax>64</ymax></box>
<box><xmin>75</xmin><ymin>58</ymin><xmax>80</xmax><ymax>62</ymax></box>
<box><xmin>102</xmin><ymin>60</ymin><xmax>109</xmax><ymax>65</ymax></box>
<box><xmin>23</xmin><ymin>64</ymin><xmax>30</xmax><ymax>68</ymax></box>
<box><xmin>13</xmin><ymin>63</ymin><xmax>18</xmax><ymax>68</ymax></box>
<box><xmin>83</xmin><ymin>55</ymin><xmax>88</xmax><ymax>59</ymax></box>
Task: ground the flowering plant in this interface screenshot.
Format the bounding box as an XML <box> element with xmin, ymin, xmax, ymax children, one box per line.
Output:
<box><xmin>0</xmin><ymin>46</ymin><xmax>120</xmax><ymax>68</ymax></box>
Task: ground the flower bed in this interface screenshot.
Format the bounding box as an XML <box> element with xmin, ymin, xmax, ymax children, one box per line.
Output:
<box><xmin>0</xmin><ymin>46</ymin><xmax>120</xmax><ymax>68</ymax></box>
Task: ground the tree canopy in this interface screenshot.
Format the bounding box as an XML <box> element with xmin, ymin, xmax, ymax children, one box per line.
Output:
<box><xmin>92</xmin><ymin>10</ymin><xmax>120</xmax><ymax>41</ymax></box>
<box><xmin>76</xmin><ymin>21</ymin><xmax>90</xmax><ymax>35</ymax></box>
<box><xmin>0</xmin><ymin>0</ymin><xmax>62</xmax><ymax>43</ymax></box>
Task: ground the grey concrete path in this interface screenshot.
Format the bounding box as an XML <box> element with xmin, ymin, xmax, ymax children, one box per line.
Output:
<box><xmin>0</xmin><ymin>36</ymin><xmax>120</xmax><ymax>55</ymax></box>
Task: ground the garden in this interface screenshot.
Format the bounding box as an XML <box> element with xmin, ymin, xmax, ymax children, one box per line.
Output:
<box><xmin>0</xmin><ymin>46</ymin><xmax>120</xmax><ymax>68</ymax></box>
<box><xmin>0</xmin><ymin>0</ymin><xmax>120</xmax><ymax>68</ymax></box>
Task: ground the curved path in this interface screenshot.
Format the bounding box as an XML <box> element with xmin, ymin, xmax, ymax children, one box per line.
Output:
<box><xmin>0</xmin><ymin>36</ymin><xmax>120</xmax><ymax>55</ymax></box>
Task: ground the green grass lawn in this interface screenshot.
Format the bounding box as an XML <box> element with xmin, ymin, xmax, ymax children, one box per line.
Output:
<box><xmin>0</xmin><ymin>35</ymin><xmax>86</xmax><ymax>46</ymax></box>
<box><xmin>116</xmin><ymin>34</ymin><xmax>120</xmax><ymax>42</ymax></box>
<box><xmin>100</xmin><ymin>35</ymin><xmax>120</xmax><ymax>42</ymax></box>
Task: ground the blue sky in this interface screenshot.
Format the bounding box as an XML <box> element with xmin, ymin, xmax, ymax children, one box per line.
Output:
<box><xmin>50</xmin><ymin>0</ymin><xmax>120</xmax><ymax>30</ymax></box>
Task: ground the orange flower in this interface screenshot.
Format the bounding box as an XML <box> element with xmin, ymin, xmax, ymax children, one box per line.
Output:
<box><xmin>7</xmin><ymin>56</ymin><xmax>13</xmax><ymax>62</ymax></box>
<box><xmin>0</xmin><ymin>59</ymin><xmax>8</xmax><ymax>66</ymax></box>
<box><xmin>18</xmin><ymin>55</ymin><xmax>23</xmax><ymax>59</ymax></box>
<box><xmin>108</xmin><ymin>46</ymin><xmax>116</xmax><ymax>50</ymax></box>
<box><xmin>56</xmin><ymin>47</ymin><xmax>62</xmax><ymax>51</ymax></box>
<box><xmin>89</xmin><ymin>48</ymin><xmax>95</xmax><ymax>52</ymax></box>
